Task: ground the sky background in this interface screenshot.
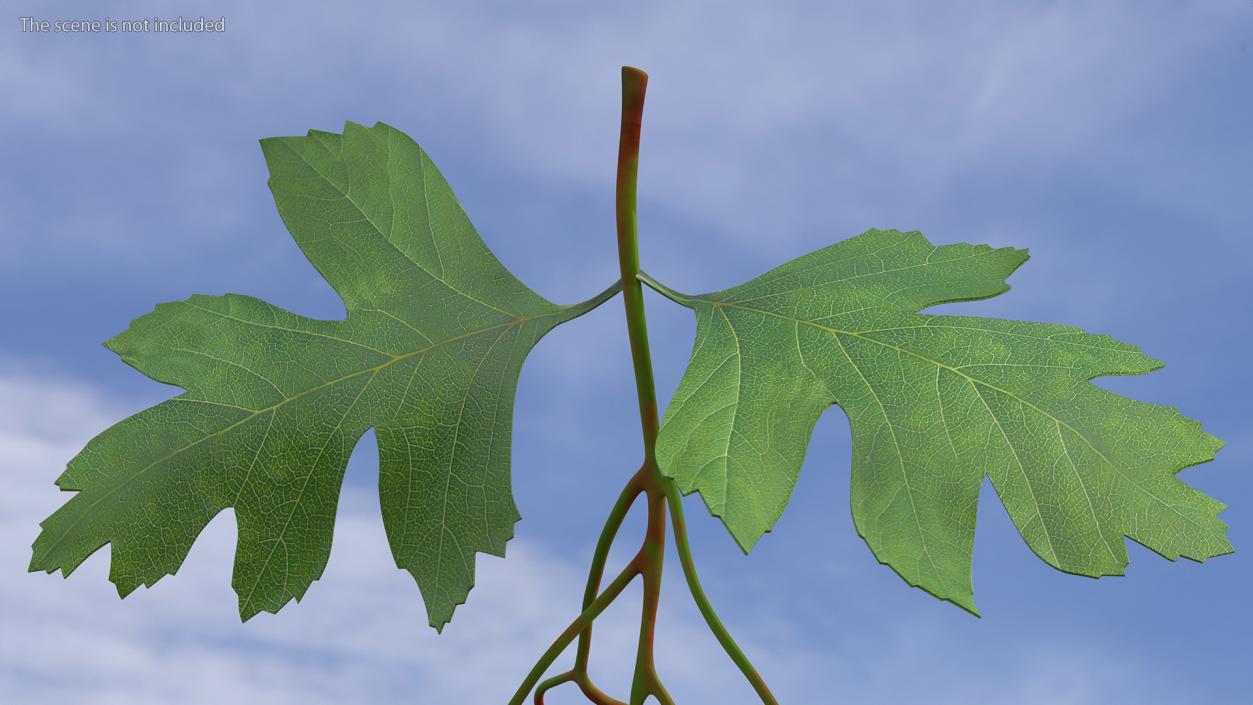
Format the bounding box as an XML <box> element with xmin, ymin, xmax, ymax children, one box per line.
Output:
<box><xmin>2</xmin><ymin>1</ymin><xmax>1251</xmax><ymax>703</ymax></box>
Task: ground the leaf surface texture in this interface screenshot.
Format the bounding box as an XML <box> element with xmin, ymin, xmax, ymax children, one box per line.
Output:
<box><xmin>30</xmin><ymin>122</ymin><xmax>613</xmax><ymax>630</ymax></box>
<box><xmin>652</xmin><ymin>229</ymin><xmax>1229</xmax><ymax>611</ymax></box>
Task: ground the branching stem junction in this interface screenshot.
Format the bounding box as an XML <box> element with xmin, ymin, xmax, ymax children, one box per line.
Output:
<box><xmin>507</xmin><ymin>67</ymin><xmax>779</xmax><ymax>705</ymax></box>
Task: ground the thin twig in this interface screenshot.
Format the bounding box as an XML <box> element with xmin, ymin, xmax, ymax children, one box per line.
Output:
<box><xmin>507</xmin><ymin>563</ymin><xmax>641</xmax><ymax>705</ymax></box>
<box><xmin>666</xmin><ymin>484</ymin><xmax>779</xmax><ymax>705</ymax></box>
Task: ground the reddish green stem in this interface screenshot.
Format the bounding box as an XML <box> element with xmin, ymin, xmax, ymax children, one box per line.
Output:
<box><xmin>510</xmin><ymin>65</ymin><xmax>778</xmax><ymax>705</ymax></box>
<box><xmin>665</xmin><ymin>484</ymin><xmax>779</xmax><ymax>704</ymax></box>
<box><xmin>507</xmin><ymin>563</ymin><xmax>639</xmax><ymax>705</ymax></box>
<box><xmin>575</xmin><ymin>470</ymin><xmax>645</xmax><ymax>672</ymax></box>
<box><xmin>612</xmin><ymin>65</ymin><xmax>676</xmax><ymax>705</ymax></box>
<box><xmin>615</xmin><ymin>66</ymin><xmax>661</xmax><ymax>458</ymax></box>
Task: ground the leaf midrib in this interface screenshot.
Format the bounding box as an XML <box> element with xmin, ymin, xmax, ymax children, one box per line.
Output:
<box><xmin>828</xmin><ymin>327</ymin><xmax>946</xmax><ymax>582</ymax></box>
<box><xmin>240</xmin><ymin>367</ymin><xmax>380</xmax><ymax>613</ymax></box>
<box><xmin>276</xmin><ymin>134</ymin><xmax>517</xmax><ymax>319</ymax></box>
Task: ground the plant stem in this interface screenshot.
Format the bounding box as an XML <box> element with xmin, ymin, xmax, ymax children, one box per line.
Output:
<box><xmin>575</xmin><ymin>469</ymin><xmax>646</xmax><ymax>671</ymax></box>
<box><xmin>567</xmin><ymin>278</ymin><xmax>627</xmax><ymax>317</ymax></box>
<box><xmin>510</xmin><ymin>65</ymin><xmax>779</xmax><ymax>705</ymax></box>
<box><xmin>612</xmin><ymin>65</ymin><xmax>678</xmax><ymax>705</ymax></box>
<box><xmin>533</xmin><ymin>670</ymin><xmax>628</xmax><ymax>705</ymax></box>
<box><xmin>534</xmin><ymin>671</ymin><xmax>576</xmax><ymax>704</ymax></box>
<box><xmin>574</xmin><ymin>674</ymin><xmax>629</xmax><ymax>705</ymax></box>
<box><xmin>628</xmin><ymin>476</ymin><xmax>667</xmax><ymax>705</ymax></box>
<box><xmin>665</xmin><ymin>483</ymin><xmax>780</xmax><ymax>705</ymax></box>
<box><xmin>615</xmin><ymin>66</ymin><xmax>661</xmax><ymax>457</ymax></box>
<box><xmin>507</xmin><ymin>563</ymin><xmax>640</xmax><ymax>705</ymax></box>
<box><xmin>613</xmin><ymin>66</ymin><xmax>778</xmax><ymax>705</ymax></box>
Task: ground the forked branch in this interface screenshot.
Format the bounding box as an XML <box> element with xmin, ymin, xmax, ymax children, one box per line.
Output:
<box><xmin>510</xmin><ymin>66</ymin><xmax>778</xmax><ymax>705</ymax></box>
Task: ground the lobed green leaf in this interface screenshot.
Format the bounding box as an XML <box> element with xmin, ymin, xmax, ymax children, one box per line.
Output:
<box><xmin>30</xmin><ymin>122</ymin><xmax>616</xmax><ymax>630</ymax></box>
<box><xmin>652</xmin><ymin>228</ymin><xmax>1229</xmax><ymax>612</ymax></box>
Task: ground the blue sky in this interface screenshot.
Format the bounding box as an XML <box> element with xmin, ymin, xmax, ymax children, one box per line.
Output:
<box><xmin>2</xmin><ymin>1</ymin><xmax>1251</xmax><ymax>703</ymax></box>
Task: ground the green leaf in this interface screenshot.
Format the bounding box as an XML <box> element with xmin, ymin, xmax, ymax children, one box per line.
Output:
<box><xmin>29</xmin><ymin>122</ymin><xmax>617</xmax><ymax>631</ymax></box>
<box><xmin>650</xmin><ymin>228</ymin><xmax>1229</xmax><ymax>613</ymax></box>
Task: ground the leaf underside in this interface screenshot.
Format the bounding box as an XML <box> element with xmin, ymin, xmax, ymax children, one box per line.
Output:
<box><xmin>29</xmin><ymin>122</ymin><xmax>610</xmax><ymax>631</ymax></box>
<box><xmin>652</xmin><ymin>228</ymin><xmax>1230</xmax><ymax>613</ymax></box>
